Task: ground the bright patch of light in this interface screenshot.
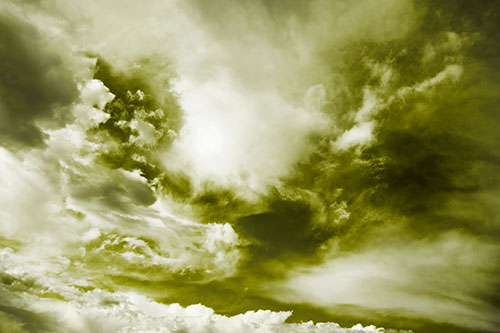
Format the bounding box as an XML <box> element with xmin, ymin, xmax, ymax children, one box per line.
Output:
<box><xmin>192</xmin><ymin>124</ymin><xmax>223</xmax><ymax>156</ymax></box>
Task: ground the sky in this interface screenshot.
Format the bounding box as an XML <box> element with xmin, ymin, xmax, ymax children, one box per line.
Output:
<box><xmin>0</xmin><ymin>0</ymin><xmax>499</xmax><ymax>332</ymax></box>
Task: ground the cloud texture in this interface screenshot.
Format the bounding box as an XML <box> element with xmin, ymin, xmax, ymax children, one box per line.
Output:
<box><xmin>1</xmin><ymin>0</ymin><xmax>500</xmax><ymax>332</ymax></box>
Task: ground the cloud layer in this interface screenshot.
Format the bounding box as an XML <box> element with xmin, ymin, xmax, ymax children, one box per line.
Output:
<box><xmin>1</xmin><ymin>0</ymin><xmax>500</xmax><ymax>332</ymax></box>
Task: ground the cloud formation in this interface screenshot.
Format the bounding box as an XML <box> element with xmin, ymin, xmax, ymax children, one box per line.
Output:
<box><xmin>0</xmin><ymin>247</ymin><xmax>407</xmax><ymax>333</ymax></box>
<box><xmin>0</xmin><ymin>11</ymin><xmax>77</xmax><ymax>148</ymax></box>
<box><xmin>1</xmin><ymin>0</ymin><xmax>500</xmax><ymax>332</ymax></box>
<box><xmin>272</xmin><ymin>230</ymin><xmax>500</xmax><ymax>331</ymax></box>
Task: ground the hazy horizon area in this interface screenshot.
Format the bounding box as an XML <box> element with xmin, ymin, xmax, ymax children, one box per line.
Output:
<box><xmin>1</xmin><ymin>1</ymin><xmax>499</xmax><ymax>332</ymax></box>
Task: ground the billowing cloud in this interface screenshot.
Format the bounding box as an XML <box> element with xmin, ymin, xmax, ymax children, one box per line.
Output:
<box><xmin>0</xmin><ymin>246</ymin><xmax>410</xmax><ymax>333</ymax></box>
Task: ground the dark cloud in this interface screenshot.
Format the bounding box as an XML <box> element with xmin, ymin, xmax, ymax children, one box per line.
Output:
<box><xmin>0</xmin><ymin>305</ymin><xmax>59</xmax><ymax>333</ymax></box>
<box><xmin>252</xmin><ymin>1</ymin><xmax>500</xmax><ymax>330</ymax></box>
<box><xmin>235</xmin><ymin>196</ymin><xmax>328</xmax><ymax>260</ymax></box>
<box><xmin>189</xmin><ymin>183</ymin><xmax>255</xmax><ymax>223</ymax></box>
<box><xmin>277</xmin><ymin>0</ymin><xmax>500</xmax><ymax>241</ymax></box>
<box><xmin>0</xmin><ymin>14</ymin><xmax>77</xmax><ymax>149</ymax></box>
<box><xmin>0</xmin><ymin>283</ymin><xmax>61</xmax><ymax>333</ymax></box>
<box><xmin>68</xmin><ymin>168</ymin><xmax>156</xmax><ymax>212</ymax></box>
<box><xmin>88</xmin><ymin>57</ymin><xmax>190</xmax><ymax>200</ymax></box>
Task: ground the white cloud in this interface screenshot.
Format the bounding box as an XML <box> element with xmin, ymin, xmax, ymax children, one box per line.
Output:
<box><xmin>10</xmin><ymin>0</ymin><xmax>415</xmax><ymax>195</ymax></box>
<box><xmin>130</xmin><ymin>119</ymin><xmax>159</xmax><ymax>147</ymax></box>
<box><xmin>332</xmin><ymin>62</ymin><xmax>464</xmax><ymax>152</ymax></box>
<box><xmin>0</xmin><ymin>246</ymin><xmax>405</xmax><ymax>333</ymax></box>
<box><xmin>166</xmin><ymin>74</ymin><xmax>329</xmax><ymax>192</ymax></box>
<box><xmin>0</xmin><ymin>148</ymin><xmax>71</xmax><ymax>241</ymax></box>
<box><xmin>79</xmin><ymin>79</ymin><xmax>115</xmax><ymax>110</ymax></box>
<box><xmin>51</xmin><ymin>291</ymin><xmax>403</xmax><ymax>333</ymax></box>
<box><xmin>334</xmin><ymin>121</ymin><xmax>376</xmax><ymax>151</ymax></box>
<box><xmin>270</xmin><ymin>230</ymin><xmax>500</xmax><ymax>332</ymax></box>
<box><xmin>0</xmin><ymin>80</ymin><xmax>244</xmax><ymax>282</ymax></box>
<box><xmin>398</xmin><ymin>64</ymin><xmax>463</xmax><ymax>96</ymax></box>
<box><xmin>332</xmin><ymin>87</ymin><xmax>385</xmax><ymax>152</ymax></box>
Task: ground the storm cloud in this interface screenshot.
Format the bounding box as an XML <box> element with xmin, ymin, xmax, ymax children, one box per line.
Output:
<box><xmin>0</xmin><ymin>12</ymin><xmax>77</xmax><ymax>148</ymax></box>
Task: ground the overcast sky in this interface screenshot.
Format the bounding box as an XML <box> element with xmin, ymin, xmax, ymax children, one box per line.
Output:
<box><xmin>1</xmin><ymin>0</ymin><xmax>500</xmax><ymax>332</ymax></box>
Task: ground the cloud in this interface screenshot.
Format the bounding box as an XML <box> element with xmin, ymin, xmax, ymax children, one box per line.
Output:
<box><xmin>166</xmin><ymin>75</ymin><xmax>329</xmax><ymax>191</ymax></box>
<box><xmin>0</xmin><ymin>147</ymin><xmax>70</xmax><ymax>240</ymax></box>
<box><xmin>79</xmin><ymin>79</ymin><xmax>115</xmax><ymax>110</ymax></box>
<box><xmin>0</xmin><ymin>78</ymin><xmax>243</xmax><ymax>283</ymax></box>
<box><xmin>247</xmin><ymin>2</ymin><xmax>500</xmax><ymax>331</ymax></box>
<box><xmin>0</xmin><ymin>304</ymin><xmax>59</xmax><ymax>333</ymax></box>
<box><xmin>18</xmin><ymin>0</ymin><xmax>415</xmax><ymax>193</ymax></box>
<box><xmin>0</xmin><ymin>245</ymin><xmax>406</xmax><ymax>332</ymax></box>
<box><xmin>71</xmin><ymin>221</ymin><xmax>242</xmax><ymax>283</ymax></box>
<box><xmin>271</xmin><ymin>230</ymin><xmax>500</xmax><ymax>331</ymax></box>
<box><xmin>334</xmin><ymin>121</ymin><xmax>376</xmax><ymax>151</ymax></box>
<box><xmin>1</xmin><ymin>0</ymin><xmax>500</xmax><ymax>332</ymax></box>
<box><xmin>160</xmin><ymin>0</ymin><xmax>416</xmax><ymax>192</ymax></box>
<box><xmin>0</xmin><ymin>11</ymin><xmax>78</xmax><ymax>149</ymax></box>
<box><xmin>332</xmin><ymin>60</ymin><xmax>464</xmax><ymax>152</ymax></box>
<box><xmin>234</xmin><ymin>196</ymin><xmax>331</xmax><ymax>262</ymax></box>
